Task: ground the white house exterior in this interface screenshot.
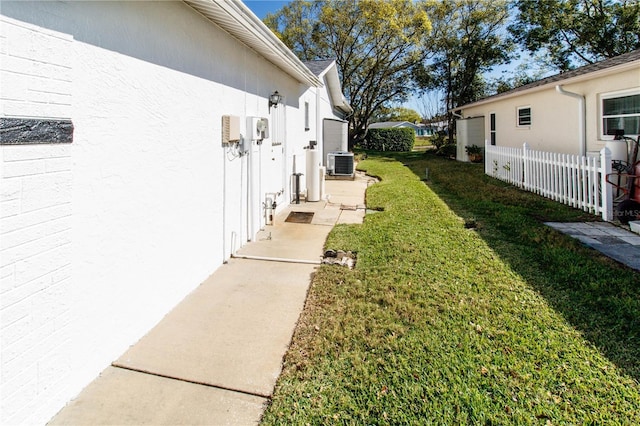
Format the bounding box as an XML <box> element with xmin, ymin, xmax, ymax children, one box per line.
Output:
<box><xmin>455</xmin><ymin>49</ymin><xmax>640</xmax><ymax>159</ymax></box>
<box><xmin>0</xmin><ymin>1</ymin><xmax>349</xmax><ymax>424</ymax></box>
<box><xmin>303</xmin><ymin>59</ymin><xmax>353</xmax><ymax>168</ymax></box>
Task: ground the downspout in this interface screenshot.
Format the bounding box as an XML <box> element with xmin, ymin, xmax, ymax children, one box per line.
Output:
<box><xmin>222</xmin><ymin>143</ymin><xmax>227</xmax><ymax>262</ymax></box>
<box><xmin>555</xmin><ymin>85</ymin><xmax>586</xmax><ymax>156</ymax></box>
<box><xmin>316</xmin><ymin>87</ymin><xmax>322</xmax><ymax>148</ymax></box>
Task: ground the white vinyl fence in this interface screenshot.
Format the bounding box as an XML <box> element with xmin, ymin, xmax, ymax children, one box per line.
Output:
<box><xmin>484</xmin><ymin>141</ymin><xmax>613</xmax><ymax>221</ymax></box>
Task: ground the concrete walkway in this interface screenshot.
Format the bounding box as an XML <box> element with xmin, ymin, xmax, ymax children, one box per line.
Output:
<box><xmin>48</xmin><ymin>173</ymin><xmax>375</xmax><ymax>426</ymax></box>
<box><xmin>545</xmin><ymin>221</ymin><xmax>640</xmax><ymax>271</ymax></box>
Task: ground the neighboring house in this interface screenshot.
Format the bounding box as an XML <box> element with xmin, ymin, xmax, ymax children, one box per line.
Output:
<box><xmin>454</xmin><ymin>49</ymin><xmax>640</xmax><ymax>160</ymax></box>
<box><xmin>369</xmin><ymin>121</ymin><xmax>433</xmax><ymax>136</ymax></box>
<box><xmin>303</xmin><ymin>59</ymin><xmax>353</xmax><ymax>167</ymax></box>
<box><xmin>423</xmin><ymin>120</ymin><xmax>448</xmax><ymax>136</ymax></box>
<box><xmin>0</xmin><ymin>1</ymin><xmax>349</xmax><ymax>424</ymax></box>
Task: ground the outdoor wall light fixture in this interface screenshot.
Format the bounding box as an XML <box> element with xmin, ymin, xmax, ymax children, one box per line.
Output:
<box><xmin>269</xmin><ymin>91</ymin><xmax>282</xmax><ymax>111</ymax></box>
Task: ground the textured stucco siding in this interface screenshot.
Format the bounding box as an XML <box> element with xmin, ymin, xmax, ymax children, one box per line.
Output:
<box><xmin>1</xmin><ymin>13</ymin><xmax>75</xmax><ymax>425</ymax></box>
<box><xmin>0</xmin><ymin>1</ymin><xmax>310</xmax><ymax>424</ymax></box>
<box><xmin>461</xmin><ymin>67</ymin><xmax>640</xmax><ymax>155</ymax></box>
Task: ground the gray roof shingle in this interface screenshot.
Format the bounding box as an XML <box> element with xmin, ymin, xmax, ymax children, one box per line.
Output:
<box><xmin>303</xmin><ymin>59</ymin><xmax>336</xmax><ymax>77</ymax></box>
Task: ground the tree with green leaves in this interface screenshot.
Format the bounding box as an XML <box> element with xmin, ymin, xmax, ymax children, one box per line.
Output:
<box><xmin>265</xmin><ymin>0</ymin><xmax>432</xmax><ymax>147</ymax></box>
<box><xmin>509</xmin><ymin>0</ymin><xmax>640</xmax><ymax>71</ymax></box>
<box><xmin>263</xmin><ymin>1</ymin><xmax>321</xmax><ymax>61</ymax></box>
<box><xmin>415</xmin><ymin>0</ymin><xmax>513</xmax><ymax>143</ymax></box>
<box><xmin>372</xmin><ymin>106</ymin><xmax>423</xmax><ymax>123</ymax></box>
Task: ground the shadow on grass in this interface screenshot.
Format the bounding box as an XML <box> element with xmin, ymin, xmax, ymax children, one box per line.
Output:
<box><xmin>394</xmin><ymin>151</ymin><xmax>640</xmax><ymax>382</ymax></box>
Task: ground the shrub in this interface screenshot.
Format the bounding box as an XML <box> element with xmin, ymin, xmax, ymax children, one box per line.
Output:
<box><xmin>429</xmin><ymin>131</ymin><xmax>457</xmax><ymax>158</ymax></box>
<box><xmin>438</xmin><ymin>143</ymin><xmax>457</xmax><ymax>158</ymax></box>
<box><xmin>430</xmin><ymin>131</ymin><xmax>448</xmax><ymax>151</ymax></box>
<box><xmin>361</xmin><ymin>127</ymin><xmax>415</xmax><ymax>152</ymax></box>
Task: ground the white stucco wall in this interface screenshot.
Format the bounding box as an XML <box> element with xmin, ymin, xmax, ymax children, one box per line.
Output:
<box><xmin>0</xmin><ymin>1</ymin><xmax>316</xmax><ymax>424</ymax></box>
<box><xmin>461</xmin><ymin>67</ymin><xmax>640</xmax><ymax>155</ymax></box>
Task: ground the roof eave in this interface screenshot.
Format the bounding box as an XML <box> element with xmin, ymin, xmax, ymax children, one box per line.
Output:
<box><xmin>183</xmin><ymin>0</ymin><xmax>321</xmax><ymax>87</ymax></box>
<box><xmin>455</xmin><ymin>58</ymin><xmax>640</xmax><ymax>112</ymax></box>
<box><xmin>323</xmin><ymin>62</ymin><xmax>353</xmax><ymax>114</ymax></box>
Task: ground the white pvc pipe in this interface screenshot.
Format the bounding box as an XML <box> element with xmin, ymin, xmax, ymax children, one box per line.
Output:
<box><xmin>556</xmin><ymin>85</ymin><xmax>586</xmax><ymax>156</ymax></box>
<box><xmin>231</xmin><ymin>253</ymin><xmax>321</xmax><ymax>265</ymax></box>
<box><xmin>316</xmin><ymin>87</ymin><xmax>322</xmax><ymax>149</ymax></box>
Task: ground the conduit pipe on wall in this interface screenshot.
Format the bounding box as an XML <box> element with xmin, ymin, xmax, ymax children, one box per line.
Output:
<box><xmin>555</xmin><ymin>85</ymin><xmax>586</xmax><ymax>156</ymax></box>
<box><xmin>232</xmin><ymin>253</ymin><xmax>321</xmax><ymax>265</ymax></box>
<box><xmin>316</xmin><ymin>86</ymin><xmax>322</xmax><ymax>151</ymax></box>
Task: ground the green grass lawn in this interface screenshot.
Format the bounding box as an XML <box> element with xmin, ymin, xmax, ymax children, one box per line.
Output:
<box><xmin>261</xmin><ymin>152</ymin><xmax>640</xmax><ymax>425</ymax></box>
<box><xmin>414</xmin><ymin>136</ymin><xmax>433</xmax><ymax>148</ymax></box>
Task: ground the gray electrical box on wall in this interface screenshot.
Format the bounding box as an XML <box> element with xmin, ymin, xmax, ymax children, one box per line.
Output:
<box><xmin>247</xmin><ymin>117</ymin><xmax>269</xmax><ymax>141</ymax></box>
<box><xmin>222</xmin><ymin>115</ymin><xmax>241</xmax><ymax>144</ymax></box>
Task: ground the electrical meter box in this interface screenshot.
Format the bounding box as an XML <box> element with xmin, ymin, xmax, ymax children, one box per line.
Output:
<box><xmin>222</xmin><ymin>115</ymin><xmax>240</xmax><ymax>144</ymax></box>
<box><xmin>247</xmin><ymin>117</ymin><xmax>269</xmax><ymax>141</ymax></box>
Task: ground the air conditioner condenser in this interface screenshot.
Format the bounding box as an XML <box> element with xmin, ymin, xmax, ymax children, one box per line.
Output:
<box><xmin>327</xmin><ymin>152</ymin><xmax>354</xmax><ymax>176</ymax></box>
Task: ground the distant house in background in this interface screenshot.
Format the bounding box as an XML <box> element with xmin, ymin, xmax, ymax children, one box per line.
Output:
<box><xmin>369</xmin><ymin>121</ymin><xmax>436</xmax><ymax>136</ymax></box>
<box><xmin>454</xmin><ymin>49</ymin><xmax>640</xmax><ymax>161</ymax></box>
<box><xmin>424</xmin><ymin>120</ymin><xmax>448</xmax><ymax>135</ymax></box>
<box><xmin>0</xmin><ymin>1</ymin><xmax>350</xmax><ymax>424</ymax></box>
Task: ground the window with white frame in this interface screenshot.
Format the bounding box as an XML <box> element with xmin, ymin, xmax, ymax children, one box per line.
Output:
<box><xmin>304</xmin><ymin>101</ymin><xmax>310</xmax><ymax>131</ymax></box>
<box><xmin>601</xmin><ymin>90</ymin><xmax>640</xmax><ymax>138</ymax></box>
<box><xmin>517</xmin><ymin>106</ymin><xmax>531</xmax><ymax>126</ymax></box>
<box><xmin>490</xmin><ymin>113</ymin><xmax>496</xmax><ymax>145</ymax></box>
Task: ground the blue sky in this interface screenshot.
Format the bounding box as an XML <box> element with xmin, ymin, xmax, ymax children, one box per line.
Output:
<box><xmin>245</xmin><ymin>0</ymin><xmax>291</xmax><ymax>19</ymax></box>
<box><xmin>242</xmin><ymin>0</ymin><xmax>531</xmax><ymax>116</ymax></box>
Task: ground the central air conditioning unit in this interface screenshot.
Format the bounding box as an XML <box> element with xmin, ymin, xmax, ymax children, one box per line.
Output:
<box><xmin>327</xmin><ymin>151</ymin><xmax>354</xmax><ymax>176</ymax></box>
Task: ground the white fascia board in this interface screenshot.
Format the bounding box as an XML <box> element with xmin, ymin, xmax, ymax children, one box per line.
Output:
<box><xmin>183</xmin><ymin>0</ymin><xmax>321</xmax><ymax>87</ymax></box>
<box><xmin>455</xmin><ymin>59</ymin><xmax>640</xmax><ymax>112</ymax></box>
<box><xmin>321</xmin><ymin>61</ymin><xmax>353</xmax><ymax>114</ymax></box>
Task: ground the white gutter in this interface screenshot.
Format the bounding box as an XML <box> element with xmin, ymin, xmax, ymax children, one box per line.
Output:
<box><xmin>326</xmin><ymin>69</ymin><xmax>353</xmax><ymax>114</ymax></box>
<box><xmin>555</xmin><ymin>85</ymin><xmax>586</xmax><ymax>156</ymax></box>
<box><xmin>316</xmin><ymin>87</ymin><xmax>322</xmax><ymax>144</ymax></box>
<box><xmin>183</xmin><ymin>0</ymin><xmax>322</xmax><ymax>87</ymax></box>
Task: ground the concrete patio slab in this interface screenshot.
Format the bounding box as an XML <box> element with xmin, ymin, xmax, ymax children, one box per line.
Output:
<box><xmin>238</xmin><ymin>220</ymin><xmax>332</xmax><ymax>262</ymax></box>
<box><xmin>337</xmin><ymin>208</ymin><xmax>366</xmax><ymax>224</ymax></box>
<box><xmin>545</xmin><ymin>221</ymin><xmax>640</xmax><ymax>271</ymax></box>
<box><xmin>621</xmin><ymin>235</ymin><xmax>640</xmax><ymax>245</ymax></box>
<box><xmin>113</xmin><ymin>259</ymin><xmax>316</xmax><ymax>397</ymax></box>
<box><xmin>49</xmin><ymin>367</ymin><xmax>266</xmax><ymax>426</ymax></box>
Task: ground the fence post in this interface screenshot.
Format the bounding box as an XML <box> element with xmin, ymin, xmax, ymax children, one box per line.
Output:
<box><xmin>600</xmin><ymin>147</ymin><xmax>613</xmax><ymax>221</ymax></box>
<box><xmin>522</xmin><ymin>143</ymin><xmax>529</xmax><ymax>189</ymax></box>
